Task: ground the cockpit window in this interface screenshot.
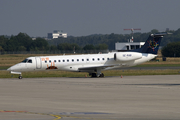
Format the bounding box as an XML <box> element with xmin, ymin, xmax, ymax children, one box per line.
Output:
<box><xmin>27</xmin><ymin>59</ymin><xmax>32</xmax><ymax>63</ymax></box>
<box><xmin>21</xmin><ymin>59</ymin><xmax>28</xmax><ymax>63</ymax></box>
<box><xmin>21</xmin><ymin>59</ymin><xmax>32</xmax><ymax>63</ymax></box>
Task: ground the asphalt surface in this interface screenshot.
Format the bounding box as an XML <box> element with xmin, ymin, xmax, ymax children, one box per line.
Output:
<box><xmin>0</xmin><ymin>75</ymin><xmax>180</xmax><ymax>120</ymax></box>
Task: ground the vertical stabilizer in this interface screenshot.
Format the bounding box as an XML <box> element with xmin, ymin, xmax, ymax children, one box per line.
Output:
<box><xmin>131</xmin><ymin>33</ymin><xmax>167</xmax><ymax>54</ymax></box>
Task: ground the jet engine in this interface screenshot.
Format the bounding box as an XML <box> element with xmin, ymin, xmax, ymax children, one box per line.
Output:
<box><xmin>114</xmin><ymin>52</ymin><xmax>142</xmax><ymax>61</ymax></box>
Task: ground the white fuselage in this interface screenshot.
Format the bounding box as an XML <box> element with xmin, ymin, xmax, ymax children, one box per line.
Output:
<box><xmin>7</xmin><ymin>52</ymin><xmax>156</xmax><ymax>74</ymax></box>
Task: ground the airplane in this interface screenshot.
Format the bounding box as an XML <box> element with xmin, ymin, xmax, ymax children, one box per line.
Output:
<box><xmin>7</xmin><ymin>33</ymin><xmax>167</xmax><ymax>79</ymax></box>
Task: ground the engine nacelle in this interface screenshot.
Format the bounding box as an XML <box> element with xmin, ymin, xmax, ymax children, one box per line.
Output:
<box><xmin>114</xmin><ymin>52</ymin><xmax>142</xmax><ymax>62</ymax></box>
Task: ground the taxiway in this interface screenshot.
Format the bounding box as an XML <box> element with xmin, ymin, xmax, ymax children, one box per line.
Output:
<box><xmin>0</xmin><ymin>75</ymin><xmax>180</xmax><ymax>120</ymax></box>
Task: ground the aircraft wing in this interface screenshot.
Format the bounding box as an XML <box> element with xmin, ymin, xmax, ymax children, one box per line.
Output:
<box><xmin>78</xmin><ymin>64</ymin><xmax>120</xmax><ymax>71</ymax></box>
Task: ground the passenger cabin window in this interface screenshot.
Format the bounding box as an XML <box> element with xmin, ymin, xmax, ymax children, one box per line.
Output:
<box><xmin>107</xmin><ymin>58</ymin><xmax>109</xmax><ymax>60</ymax></box>
<box><xmin>92</xmin><ymin>58</ymin><xmax>95</xmax><ymax>61</ymax></box>
<box><xmin>54</xmin><ymin>60</ymin><xmax>56</xmax><ymax>62</ymax></box>
<box><xmin>102</xmin><ymin>58</ymin><xmax>105</xmax><ymax>60</ymax></box>
<box><xmin>82</xmin><ymin>59</ymin><xmax>84</xmax><ymax>61</ymax></box>
<box><xmin>58</xmin><ymin>60</ymin><xmax>61</xmax><ymax>62</ymax></box>
<box><xmin>45</xmin><ymin>61</ymin><xmax>47</xmax><ymax>63</ymax></box>
<box><xmin>77</xmin><ymin>59</ymin><xmax>79</xmax><ymax>62</ymax></box>
<box><xmin>98</xmin><ymin>58</ymin><xmax>100</xmax><ymax>61</ymax></box>
<box><xmin>49</xmin><ymin>60</ymin><xmax>51</xmax><ymax>63</ymax></box>
<box><xmin>72</xmin><ymin>59</ymin><xmax>74</xmax><ymax>62</ymax></box>
<box><xmin>67</xmin><ymin>59</ymin><xmax>69</xmax><ymax>62</ymax></box>
<box><xmin>63</xmin><ymin>60</ymin><xmax>65</xmax><ymax>62</ymax></box>
<box><xmin>87</xmin><ymin>59</ymin><xmax>89</xmax><ymax>61</ymax></box>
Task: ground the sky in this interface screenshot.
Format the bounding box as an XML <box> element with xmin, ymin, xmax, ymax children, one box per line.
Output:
<box><xmin>0</xmin><ymin>0</ymin><xmax>180</xmax><ymax>37</ymax></box>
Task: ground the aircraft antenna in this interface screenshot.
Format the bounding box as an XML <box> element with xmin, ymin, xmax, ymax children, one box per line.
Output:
<box><xmin>124</xmin><ymin>28</ymin><xmax>141</xmax><ymax>42</ymax></box>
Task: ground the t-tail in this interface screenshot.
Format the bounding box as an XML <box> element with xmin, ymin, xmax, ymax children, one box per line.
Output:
<box><xmin>131</xmin><ymin>33</ymin><xmax>168</xmax><ymax>54</ymax></box>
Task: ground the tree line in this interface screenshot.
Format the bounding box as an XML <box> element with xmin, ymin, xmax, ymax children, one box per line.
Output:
<box><xmin>161</xmin><ymin>42</ymin><xmax>180</xmax><ymax>57</ymax></box>
<box><xmin>48</xmin><ymin>29</ymin><xmax>180</xmax><ymax>50</ymax></box>
<box><xmin>0</xmin><ymin>33</ymin><xmax>108</xmax><ymax>53</ymax></box>
<box><xmin>0</xmin><ymin>33</ymin><xmax>49</xmax><ymax>52</ymax></box>
<box><xmin>1</xmin><ymin>29</ymin><xmax>180</xmax><ymax>56</ymax></box>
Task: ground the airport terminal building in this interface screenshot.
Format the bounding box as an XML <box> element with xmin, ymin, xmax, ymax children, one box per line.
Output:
<box><xmin>47</xmin><ymin>30</ymin><xmax>67</xmax><ymax>39</ymax></box>
<box><xmin>115</xmin><ymin>42</ymin><xmax>145</xmax><ymax>51</ymax></box>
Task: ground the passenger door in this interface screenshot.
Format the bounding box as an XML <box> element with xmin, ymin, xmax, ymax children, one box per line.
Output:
<box><xmin>36</xmin><ymin>57</ymin><xmax>42</xmax><ymax>69</ymax></box>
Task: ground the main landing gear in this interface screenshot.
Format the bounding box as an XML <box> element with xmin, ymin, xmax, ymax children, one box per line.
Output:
<box><xmin>90</xmin><ymin>73</ymin><xmax>104</xmax><ymax>78</ymax></box>
<box><xmin>99</xmin><ymin>73</ymin><xmax>104</xmax><ymax>77</ymax></box>
<box><xmin>89</xmin><ymin>68</ymin><xmax>104</xmax><ymax>78</ymax></box>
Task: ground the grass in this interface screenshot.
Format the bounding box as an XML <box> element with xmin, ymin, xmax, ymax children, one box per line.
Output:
<box><xmin>0</xmin><ymin>66</ymin><xmax>9</xmax><ymax>70</ymax></box>
<box><xmin>0</xmin><ymin>54</ymin><xmax>180</xmax><ymax>78</ymax></box>
<box><xmin>135</xmin><ymin>64</ymin><xmax>180</xmax><ymax>67</ymax></box>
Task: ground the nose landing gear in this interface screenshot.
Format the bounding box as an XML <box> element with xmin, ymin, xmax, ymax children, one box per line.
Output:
<box><xmin>19</xmin><ymin>74</ymin><xmax>22</xmax><ymax>79</ymax></box>
<box><xmin>9</xmin><ymin>71</ymin><xmax>22</xmax><ymax>79</ymax></box>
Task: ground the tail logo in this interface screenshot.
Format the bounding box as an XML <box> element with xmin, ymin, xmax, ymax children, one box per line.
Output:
<box><xmin>148</xmin><ymin>39</ymin><xmax>159</xmax><ymax>51</ymax></box>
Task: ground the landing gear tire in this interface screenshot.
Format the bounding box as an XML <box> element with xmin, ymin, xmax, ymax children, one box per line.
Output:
<box><xmin>99</xmin><ymin>73</ymin><xmax>104</xmax><ymax>78</ymax></box>
<box><xmin>90</xmin><ymin>73</ymin><xmax>104</xmax><ymax>78</ymax></box>
<box><xmin>19</xmin><ymin>75</ymin><xmax>22</xmax><ymax>79</ymax></box>
<box><xmin>91</xmin><ymin>73</ymin><xmax>97</xmax><ymax>78</ymax></box>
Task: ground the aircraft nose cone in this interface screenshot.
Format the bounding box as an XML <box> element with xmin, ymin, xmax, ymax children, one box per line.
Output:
<box><xmin>7</xmin><ymin>63</ymin><xmax>21</xmax><ymax>71</ymax></box>
<box><xmin>7</xmin><ymin>67</ymin><xmax>11</xmax><ymax>71</ymax></box>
